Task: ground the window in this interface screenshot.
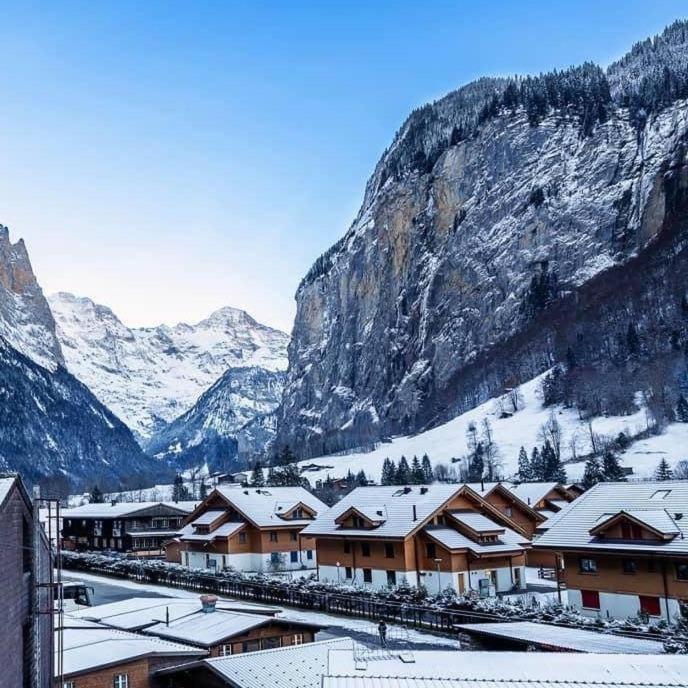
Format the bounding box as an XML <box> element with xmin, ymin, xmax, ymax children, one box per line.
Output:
<box><xmin>269</xmin><ymin>531</ymin><xmax>278</xmax><ymax>543</ymax></box>
<box><xmin>306</xmin><ymin>549</ymin><xmax>313</xmax><ymax>560</ymax></box>
<box><xmin>113</xmin><ymin>674</ymin><xmax>129</xmax><ymax>688</ymax></box>
<box><xmin>353</xmin><ymin>516</ymin><xmax>365</xmax><ymax>528</ymax></box>
<box><xmin>290</xmin><ymin>531</ymin><xmax>298</xmax><ymax>542</ymax></box>
<box><xmin>63</xmin><ymin>683</ymin><xmax>75</xmax><ymax>688</ymax></box>
<box><xmin>345</xmin><ymin>566</ymin><xmax>352</xmax><ymax>579</ymax></box>
<box><xmin>361</xmin><ymin>542</ymin><xmax>371</xmax><ymax>557</ymax></box>
<box><xmin>676</xmin><ymin>563</ymin><xmax>688</xmax><ymax>581</ymax></box>
<box><xmin>622</xmin><ymin>558</ymin><xmax>637</xmax><ymax>574</ymax></box>
<box><xmin>426</xmin><ymin>542</ymin><xmax>436</xmax><ymax>559</ymax></box>
<box><xmin>242</xmin><ymin>640</ymin><xmax>261</xmax><ymax>653</ymax></box>
<box><xmin>94</xmin><ymin>519</ymin><xmax>103</xmax><ymax>536</ymax></box>
<box><xmin>579</xmin><ymin>558</ymin><xmax>597</xmax><ymax>573</ymax></box>
<box><xmin>293</xmin><ymin>634</ymin><xmax>304</xmax><ymax>646</ymax></box>
<box><xmin>639</xmin><ymin>595</ymin><xmax>661</xmax><ymax>617</ymax></box>
<box><xmin>363</xmin><ymin>568</ymin><xmax>372</xmax><ymax>583</ymax></box>
<box><xmin>239</xmin><ymin>531</ymin><xmax>247</xmax><ymax>544</ymax></box>
<box><xmin>384</xmin><ymin>543</ymin><xmax>395</xmax><ymax>559</ymax></box>
<box><xmin>343</xmin><ymin>542</ymin><xmax>351</xmax><ymax>554</ymax></box>
<box><xmin>386</xmin><ymin>570</ymin><xmax>397</xmax><ymax>586</ymax></box>
<box><xmin>290</xmin><ymin>551</ymin><xmax>298</xmax><ymax>563</ymax></box>
<box><xmin>219</xmin><ymin>644</ymin><xmax>232</xmax><ymax>656</ymax></box>
<box><xmin>580</xmin><ymin>589</ymin><xmax>600</xmax><ymax>610</ymax></box>
<box><xmin>262</xmin><ymin>636</ymin><xmax>282</xmax><ymax>649</ymax></box>
<box><xmin>650</xmin><ymin>489</ymin><xmax>671</xmax><ymax>500</ymax></box>
<box><xmin>504</xmin><ymin>506</ymin><xmax>513</xmax><ymax>517</ymax></box>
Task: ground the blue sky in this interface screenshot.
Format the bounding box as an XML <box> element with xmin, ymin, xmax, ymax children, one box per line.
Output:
<box><xmin>0</xmin><ymin>2</ymin><xmax>685</xmax><ymax>332</ymax></box>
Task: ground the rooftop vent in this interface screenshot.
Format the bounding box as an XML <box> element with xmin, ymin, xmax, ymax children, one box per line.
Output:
<box><xmin>420</xmin><ymin>487</ymin><xmax>429</xmax><ymax>495</ymax></box>
<box><xmin>675</xmin><ymin>513</ymin><xmax>684</xmax><ymax>520</ymax></box>
<box><xmin>376</xmin><ymin>510</ymin><xmax>384</xmax><ymax>517</ymax></box>
<box><xmin>403</xmin><ymin>487</ymin><xmax>412</xmax><ymax>494</ymax></box>
<box><xmin>243</xmin><ymin>490</ymin><xmax>249</xmax><ymax>495</ymax></box>
<box><xmin>200</xmin><ymin>594</ymin><xmax>218</xmax><ymax>613</ymax></box>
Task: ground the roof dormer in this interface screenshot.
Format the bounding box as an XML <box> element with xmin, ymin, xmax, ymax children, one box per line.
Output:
<box><xmin>334</xmin><ymin>506</ymin><xmax>386</xmax><ymax>530</ymax></box>
<box><xmin>275</xmin><ymin>501</ymin><xmax>317</xmax><ymax>521</ymax></box>
<box><xmin>589</xmin><ymin>510</ymin><xmax>681</xmax><ymax>541</ymax></box>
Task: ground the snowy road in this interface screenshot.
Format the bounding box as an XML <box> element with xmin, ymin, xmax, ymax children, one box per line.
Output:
<box><xmin>63</xmin><ymin>571</ymin><xmax>461</xmax><ymax>651</ymax></box>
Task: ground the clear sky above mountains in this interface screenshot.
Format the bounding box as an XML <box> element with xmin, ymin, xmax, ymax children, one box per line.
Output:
<box><xmin>0</xmin><ymin>1</ymin><xmax>685</xmax><ymax>332</ymax></box>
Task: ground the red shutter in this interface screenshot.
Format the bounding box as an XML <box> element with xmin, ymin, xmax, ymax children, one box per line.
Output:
<box><xmin>581</xmin><ymin>589</ymin><xmax>600</xmax><ymax>609</ymax></box>
<box><xmin>639</xmin><ymin>595</ymin><xmax>661</xmax><ymax>616</ymax></box>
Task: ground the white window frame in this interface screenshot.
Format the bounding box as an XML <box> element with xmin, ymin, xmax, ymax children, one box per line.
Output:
<box><xmin>219</xmin><ymin>643</ymin><xmax>232</xmax><ymax>656</ymax></box>
<box><xmin>293</xmin><ymin>633</ymin><xmax>304</xmax><ymax>646</ymax></box>
<box><xmin>113</xmin><ymin>673</ymin><xmax>129</xmax><ymax>688</ymax></box>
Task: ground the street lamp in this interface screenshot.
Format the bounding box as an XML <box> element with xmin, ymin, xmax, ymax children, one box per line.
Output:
<box><xmin>336</xmin><ymin>561</ymin><xmax>341</xmax><ymax>584</ymax></box>
<box><xmin>433</xmin><ymin>558</ymin><xmax>443</xmax><ymax>596</ymax></box>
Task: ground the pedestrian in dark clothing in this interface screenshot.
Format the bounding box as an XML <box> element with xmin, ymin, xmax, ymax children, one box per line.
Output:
<box><xmin>378</xmin><ymin>620</ymin><xmax>387</xmax><ymax>647</ymax></box>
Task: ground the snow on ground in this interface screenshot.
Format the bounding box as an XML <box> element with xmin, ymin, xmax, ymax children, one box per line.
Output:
<box><xmin>297</xmin><ymin>373</ymin><xmax>687</xmax><ymax>484</ymax></box>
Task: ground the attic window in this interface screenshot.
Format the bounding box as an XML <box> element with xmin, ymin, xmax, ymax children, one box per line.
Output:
<box><xmin>650</xmin><ymin>489</ymin><xmax>671</xmax><ymax>500</ymax></box>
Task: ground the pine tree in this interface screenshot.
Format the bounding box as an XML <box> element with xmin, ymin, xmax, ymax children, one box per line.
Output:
<box><xmin>251</xmin><ymin>460</ymin><xmax>266</xmax><ymax>487</ymax></box>
<box><xmin>655</xmin><ymin>458</ymin><xmax>674</xmax><ymax>481</ymax></box>
<box><xmin>626</xmin><ymin>323</ymin><xmax>640</xmax><ymax>357</ymax></box>
<box><xmin>517</xmin><ymin>447</ymin><xmax>531</xmax><ymax>481</ymax></box>
<box><xmin>582</xmin><ymin>457</ymin><xmax>605</xmax><ymax>490</ymax></box>
<box><xmin>421</xmin><ymin>454</ymin><xmax>433</xmax><ymax>483</ymax></box>
<box><xmin>267</xmin><ymin>466</ymin><xmax>277</xmax><ymax>486</ymax></box>
<box><xmin>89</xmin><ymin>485</ymin><xmax>104</xmax><ymax>504</ymax></box>
<box><xmin>172</xmin><ymin>474</ymin><xmax>190</xmax><ymax>501</ymax></box>
<box><xmin>355</xmin><ymin>470</ymin><xmax>368</xmax><ymax>486</ymax></box>
<box><xmin>530</xmin><ymin>447</ymin><xmax>544</xmax><ymax>481</ymax></box>
<box><xmin>346</xmin><ymin>469</ymin><xmax>356</xmax><ymax>485</ymax></box>
<box><xmin>602</xmin><ymin>450</ymin><xmax>626</xmax><ymax>481</ymax></box>
<box><xmin>467</xmin><ymin>443</ymin><xmax>485</xmax><ymax>482</ymax></box>
<box><xmin>395</xmin><ymin>456</ymin><xmax>411</xmax><ymax>485</ymax></box>
<box><xmin>541</xmin><ymin>440</ymin><xmax>567</xmax><ymax>482</ymax></box>
<box><xmin>410</xmin><ymin>456</ymin><xmax>425</xmax><ymax>484</ymax></box>
<box><xmin>278</xmin><ymin>445</ymin><xmax>298</xmax><ymax>466</ymax></box>
<box><xmin>199</xmin><ymin>480</ymin><xmax>208</xmax><ymax>500</ymax></box>
<box><xmin>676</xmin><ymin>394</ymin><xmax>688</xmax><ymax>422</ymax></box>
<box><xmin>381</xmin><ymin>458</ymin><xmax>395</xmax><ymax>486</ymax></box>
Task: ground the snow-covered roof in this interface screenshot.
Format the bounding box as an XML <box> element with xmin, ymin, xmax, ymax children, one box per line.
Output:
<box><xmin>325</xmin><ymin>650</ymin><xmax>687</xmax><ymax>684</ymax></box>
<box><xmin>58</xmin><ymin>616</ymin><xmax>205</xmax><ymax>677</ymax></box>
<box><xmin>214</xmin><ymin>485</ymin><xmax>327</xmax><ymax>528</ymax></box>
<box><xmin>590</xmin><ymin>509</ymin><xmax>681</xmax><ymax>537</ymax></box>
<box><xmin>448</xmin><ymin>511</ymin><xmax>505</xmax><ymax>534</ymax></box>
<box><xmin>456</xmin><ymin>622</ymin><xmax>664</xmax><ymax>654</ymax></box>
<box><xmin>178</xmin><ymin>520</ymin><xmax>245</xmax><ymax>542</ymax></box>
<box><xmin>324</xmin><ymin>681</ymin><xmax>680</xmax><ymax>688</ymax></box>
<box><xmin>301</xmin><ymin>485</ymin><xmax>467</xmax><ymax>539</ymax></box>
<box><xmin>75</xmin><ymin>597</ymin><xmax>279</xmax><ymax>631</ymax></box>
<box><xmin>0</xmin><ymin>476</ymin><xmax>16</xmax><ymax>507</ymax></box>
<box><xmin>191</xmin><ymin>509</ymin><xmax>226</xmax><ymax>525</ymax></box>
<box><xmin>125</xmin><ymin>529</ymin><xmax>180</xmax><ymax>538</ymax></box>
<box><xmin>174</xmin><ymin>638</ymin><xmax>354</xmax><ymax>687</ymax></box>
<box><xmin>425</xmin><ymin>526</ymin><xmax>525</xmax><ymax>555</ymax></box>
<box><xmin>61</xmin><ymin>500</ymin><xmax>197</xmax><ymax>519</ymax></box>
<box><xmin>506</xmin><ymin>482</ymin><xmax>563</xmax><ymax>507</ymax></box>
<box><xmin>535</xmin><ymin>481</ymin><xmax>688</xmax><ymax>554</ymax></box>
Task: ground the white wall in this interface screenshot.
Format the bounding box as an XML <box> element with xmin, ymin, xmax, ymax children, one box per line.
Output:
<box><xmin>568</xmin><ymin>588</ymin><xmax>682</xmax><ymax>623</ymax></box>
<box><xmin>182</xmin><ymin>548</ymin><xmax>317</xmax><ymax>573</ymax></box>
<box><xmin>319</xmin><ymin>565</ymin><xmax>417</xmax><ymax>589</ymax></box>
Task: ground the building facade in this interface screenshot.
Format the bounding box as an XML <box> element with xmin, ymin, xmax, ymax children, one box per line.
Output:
<box><xmin>0</xmin><ymin>474</ymin><xmax>53</xmax><ymax>688</ymax></box>
<box><xmin>534</xmin><ymin>481</ymin><xmax>688</xmax><ymax>622</ymax></box>
<box><xmin>302</xmin><ymin>484</ymin><xmax>530</xmax><ymax>594</ymax></box>
<box><xmin>169</xmin><ymin>485</ymin><xmax>326</xmax><ymax>573</ymax></box>
<box><xmin>61</xmin><ymin>501</ymin><xmax>197</xmax><ymax>556</ymax></box>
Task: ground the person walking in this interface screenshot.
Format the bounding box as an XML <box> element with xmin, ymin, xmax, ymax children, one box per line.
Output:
<box><xmin>378</xmin><ymin>619</ymin><xmax>387</xmax><ymax>648</ymax></box>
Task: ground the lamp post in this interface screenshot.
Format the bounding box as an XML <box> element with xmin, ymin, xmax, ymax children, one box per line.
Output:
<box><xmin>434</xmin><ymin>558</ymin><xmax>443</xmax><ymax>596</ymax></box>
<box><xmin>336</xmin><ymin>561</ymin><xmax>341</xmax><ymax>584</ymax></box>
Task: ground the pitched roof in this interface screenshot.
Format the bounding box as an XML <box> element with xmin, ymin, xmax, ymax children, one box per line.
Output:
<box><xmin>213</xmin><ymin>485</ymin><xmax>327</xmax><ymax>528</ymax></box>
<box><xmin>590</xmin><ymin>510</ymin><xmax>681</xmax><ymax>538</ymax></box>
<box><xmin>191</xmin><ymin>509</ymin><xmax>227</xmax><ymax>525</ymax></box>
<box><xmin>301</xmin><ymin>485</ymin><xmax>465</xmax><ymax>539</ymax></box>
<box><xmin>178</xmin><ymin>521</ymin><xmax>245</xmax><ymax>542</ymax></box>
<box><xmin>323</xmin><ymin>681</ymin><xmax>680</xmax><ymax>688</ymax></box>
<box><xmin>448</xmin><ymin>511</ymin><xmax>505</xmax><ymax>534</ymax></box>
<box><xmin>58</xmin><ymin>616</ymin><xmax>206</xmax><ymax>677</ymax></box>
<box><xmin>534</xmin><ymin>481</ymin><xmax>688</xmax><ymax>554</ymax></box>
<box><xmin>61</xmin><ymin>501</ymin><xmax>197</xmax><ymax>519</ymax></box>
<box><xmin>425</xmin><ymin>525</ymin><xmax>525</xmax><ymax>555</ymax></box>
<box><xmin>0</xmin><ymin>475</ymin><xmax>16</xmax><ymax>507</ymax></box>
<box><xmin>506</xmin><ymin>482</ymin><xmax>563</xmax><ymax>507</ymax></box>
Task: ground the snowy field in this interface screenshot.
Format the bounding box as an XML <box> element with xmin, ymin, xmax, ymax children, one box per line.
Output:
<box><xmin>296</xmin><ymin>373</ymin><xmax>688</xmax><ymax>484</ymax></box>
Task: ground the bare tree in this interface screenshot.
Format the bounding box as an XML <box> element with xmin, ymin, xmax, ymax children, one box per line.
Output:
<box><xmin>539</xmin><ymin>412</ymin><xmax>563</xmax><ymax>461</ymax></box>
<box><xmin>481</xmin><ymin>417</ymin><xmax>503</xmax><ymax>480</ymax></box>
<box><xmin>506</xmin><ymin>387</ymin><xmax>524</xmax><ymax>413</ymax></box>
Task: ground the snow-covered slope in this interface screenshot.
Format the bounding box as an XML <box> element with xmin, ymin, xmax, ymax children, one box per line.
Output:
<box><xmin>0</xmin><ymin>225</ymin><xmax>64</xmax><ymax>371</ymax></box>
<box><xmin>296</xmin><ymin>373</ymin><xmax>688</xmax><ymax>485</ymax></box>
<box><xmin>49</xmin><ymin>292</ymin><xmax>289</xmax><ymax>439</ymax></box>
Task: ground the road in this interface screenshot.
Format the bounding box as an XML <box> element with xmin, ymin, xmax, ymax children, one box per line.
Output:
<box><xmin>62</xmin><ymin>571</ymin><xmax>461</xmax><ymax>651</ymax></box>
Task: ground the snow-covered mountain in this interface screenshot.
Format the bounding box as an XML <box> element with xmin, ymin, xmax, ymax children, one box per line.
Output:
<box><xmin>0</xmin><ymin>227</ymin><xmax>157</xmax><ymax>490</ymax></box>
<box><xmin>145</xmin><ymin>366</ymin><xmax>285</xmax><ymax>471</ymax></box>
<box><xmin>49</xmin><ymin>293</ymin><xmax>289</xmax><ymax>440</ymax></box>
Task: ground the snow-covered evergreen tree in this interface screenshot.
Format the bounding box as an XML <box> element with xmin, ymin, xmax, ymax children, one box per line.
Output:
<box><xmin>381</xmin><ymin>458</ymin><xmax>395</xmax><ymax>485</ymax></box>
<box><xmin>251</xmin><ymin>460</ymin><xmax>266</xmax><ymax>487</ymax></box>
<box><xmin>655</xmin><ymin>458</ymin><xmax>674</xmax><ymax>481</ymax></box>
<box><xmin>395</xmin><ymin>456</ymin><xmax>411</xmax><ymax>484</ymax></box>
<box><xmin>602</xmin><ymin>451</ymin><xmax>625</xmax><ymax>481</ymax></box>
<box><xmin>421</xmin><ymin>454</ymin><xmax>433</xmax><ymax>483</ymax></box>
<box><xmin>517</xmin><ymin>446</ymin><xmax>531</xmax><ymax>481</ymax></box>
<box><xmin>676</xmin><ymin>394</ymin><xmax>688</xmax><ymax>422</ymax></box>
<box><xmin>582</xmin><ymin>457</ymin><xmax>605</xmax><ymax>489</ymax></box>
<box><xmin>410</xmin><ymin>455</ymin><xmax>425</xmax><ymax>484</ymax></box>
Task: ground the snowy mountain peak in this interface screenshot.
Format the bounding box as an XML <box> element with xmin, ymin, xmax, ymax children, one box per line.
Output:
<box><xmin>48</xmin><ymin>292</ymin><xmax>289</xmax><ymax>440</ymax></box>
<box><xmin>0</xmin><ymin>225</ymin><xmax>64</xmax><ymax>371</ymax></box>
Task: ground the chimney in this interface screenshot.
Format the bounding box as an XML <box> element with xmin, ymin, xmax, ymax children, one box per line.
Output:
<box><xmin>200</xmin><ymin>594</ymin><xmax>218</xmax><ymax>613</ymax></box>
<box><xmin>412</xmin><ymin>505</ymin><xmax>417</xmax><ymax>521</ymax></box>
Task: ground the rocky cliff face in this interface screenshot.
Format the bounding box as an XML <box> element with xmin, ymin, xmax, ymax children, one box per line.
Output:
<box><xmin>0</xmin><ymin>225</ymin><xmax>64</xmax><ymax>371</ymax></box>
<box><xmin>276</xmin><ymin>21</ymin><xmax>688</xmax><ymax>459</ymax></box>
<box><xmin>49</xmin><ymin>293</ymin><xmax>289</xmax><ymax>440</ymax></box>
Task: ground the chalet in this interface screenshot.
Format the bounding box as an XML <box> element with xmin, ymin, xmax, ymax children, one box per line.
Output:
<box><xmin>506</xmin><ymin>482</ymin><xmax>577</xmax><ymax>519</ymax></box>
<box><xmin>76</xmin><ymin>595</ymin><xmax>327</xmax><ymax>657</ymax></box>
<box><xmin>534</xmin><ymin>481</ymin><xmax>688</xmax><ymax>622</ymax></box>
<box><xmin>61</xmin><ymin>501</ymin><xmax>198</xmax><ymax>556</ymax></box>
<box><xmin>58</xmin><ymin>616</ymin><xmax>206</xmax><ymax>688</ymax></box>
<box><xmin>169</xmin><ymin>485</ymin><xmax>327</xmax><ymax>572</ymax></box>
<box><xmin>0</xmin><ymin>474</ymin><xmax>53</xmax><ymax>688</ymax></box>
<box><xmin>301</xmin><ymin>484</ymin><xmax>531</xmax><ymax>593</ymax></box>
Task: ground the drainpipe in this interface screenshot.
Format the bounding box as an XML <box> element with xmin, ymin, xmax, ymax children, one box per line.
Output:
<box><xmin>467</xmin><ymin>556</ymin><xmax>472</xmax><ymax>591</ymax></box>
<box><xmin>661</xmin><ymin>560</ymin><xmax>671</xmax><ymax>620</ymax></box>
<box><xmin>413</xmin><ymin>536</ymin><xmax>421</xmax><ymax>588</ymax></box>
<box><xmin>509</xmin><ymin>555</ymin><xmax>514</xmax><ymax>586</ymax></box>
<box><xmin>554</xmin><ymin>552</ymin><xmax>562</xmax><ymax>604</ymax></box>
<box><xmin>352</xmin><ymin>539</ymin><xmax>357</xmax><ymax>583</ymax></box>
